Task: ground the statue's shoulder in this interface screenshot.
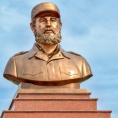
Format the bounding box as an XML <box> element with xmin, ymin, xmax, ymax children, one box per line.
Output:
<box><xmin>68</xmin><ymin>51</ymin><xmax>81</xmax><ymax>57</ymax></box>
<box><xmin>13</xmin><ymin>51</ymin><xmax>29</xmax><ymax>57</ymax></box>
<box><xmin>66</xmin><ymin>51</ymin><xmax>85</xmax><ymax>61</ymax></box>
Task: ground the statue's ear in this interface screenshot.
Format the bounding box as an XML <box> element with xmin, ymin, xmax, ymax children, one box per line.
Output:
<box><xmin>30</xmin><ymin>22</ymin><xmax>35</xmax><ymax>33</ymax></box>
<box><xmin>59</xmin><ymin>19</ymin><xmax>62</xmax><ymax>28</ymax></box>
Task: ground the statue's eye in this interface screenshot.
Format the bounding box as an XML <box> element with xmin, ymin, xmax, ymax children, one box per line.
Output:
<box><xmin>39</xmin><ymin>18</ymin><xmax>46</xmax><ymax>22</ymax></box>
<box><xmin>51</xmin><ymin>17</ymin><xmax>57</xmax><ymax>22</ymax></box>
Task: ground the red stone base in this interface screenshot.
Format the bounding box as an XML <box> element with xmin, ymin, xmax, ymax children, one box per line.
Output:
<box><xmin>1</xmin><ymin>87</ymin><xmax>111</xmax><ymax>118</ymax></box>
<box><xmin>3</xmin><ymin>111</ymin><xmax>111</xmax><ymax>118</ymax></box>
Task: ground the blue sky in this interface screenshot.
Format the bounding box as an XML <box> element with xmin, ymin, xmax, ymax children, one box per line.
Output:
<box><xmin>0</xmin><ymin>0</ymin><xmax>118</xmax><ymax>117</ymax></box>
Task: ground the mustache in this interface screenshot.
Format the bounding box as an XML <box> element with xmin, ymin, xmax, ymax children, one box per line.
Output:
<box><xmin>43</xmin><ymin>28</ymin><xmax>55</xmax><ymax>34</ymax></box>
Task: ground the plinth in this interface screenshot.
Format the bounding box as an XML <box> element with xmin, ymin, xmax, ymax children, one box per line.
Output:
<box><xmin>1</xmin><ymin>83</ymin><xmax>111</xmax><ymax>118</ymax></box>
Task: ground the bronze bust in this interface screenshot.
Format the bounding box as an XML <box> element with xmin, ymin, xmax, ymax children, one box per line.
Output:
<box><xmin>3</xmin><ymin>2</ymin><xmax>92</xmax><ymax>86</ymax></box>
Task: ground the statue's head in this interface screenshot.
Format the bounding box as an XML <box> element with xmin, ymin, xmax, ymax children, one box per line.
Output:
<box><xmin>30</xmin><ymin>2</ymin><xmax>62</xmax><ymax>45</ymax></box>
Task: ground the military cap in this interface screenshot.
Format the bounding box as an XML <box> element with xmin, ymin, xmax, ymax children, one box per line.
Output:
<box><xmin>31</xmin><ymin>2</ymin><xmax>60</xmax><ymax>19</ymax></box>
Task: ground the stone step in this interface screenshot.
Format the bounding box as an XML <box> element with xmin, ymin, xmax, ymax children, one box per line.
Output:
<box><xmin>2</xmin><ymin>110</ymin><xmax>111</xmax><ymax>118</ymax></box>
<box><xmin>17</xmin><ymin>93</ymin><xmax>91</xmax><ymax>99</ymax></box>
<box><xmin>11</xmin><ymin>98</ymin><xmax>97</xmax><ymax>111</ymax></box>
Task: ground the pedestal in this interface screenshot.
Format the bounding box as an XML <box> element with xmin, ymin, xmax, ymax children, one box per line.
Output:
<box><xmin>1</xmin><ymin>85</ymin><xmax>111</xmax><ymax>118</ymax></box>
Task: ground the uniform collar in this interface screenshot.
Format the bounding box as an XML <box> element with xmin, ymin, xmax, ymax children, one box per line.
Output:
<box><xmin>27</xmin><ymin>44</ymin><xmax>70</xmax><ymax>61</ymax></box>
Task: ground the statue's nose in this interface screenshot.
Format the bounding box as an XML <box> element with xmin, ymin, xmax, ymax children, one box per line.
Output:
<box><xmin>46</xmin><ymin>20</ymin><xmax>51</xmax><ymax>27</ymax></box>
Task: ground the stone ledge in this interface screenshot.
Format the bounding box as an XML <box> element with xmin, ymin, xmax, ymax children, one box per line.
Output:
<box><xmin>18</xmin><ymin>88</ymin><xmax>90</xmax><ymax>94</ymax></box>
<box><xmin>2</xmin><ymin>110</ymin><xmax>112</xmax><ymax>118</ymax></box>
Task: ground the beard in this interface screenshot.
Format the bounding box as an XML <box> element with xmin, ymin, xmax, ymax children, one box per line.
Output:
<box><xmin>34</xmin><ymin>30</ymin><xmax>61</xmax><ymax>45</ymax></box>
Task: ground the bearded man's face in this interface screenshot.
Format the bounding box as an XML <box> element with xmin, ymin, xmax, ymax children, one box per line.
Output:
<box><xmin>31</xmin><ymin>13</ymin><xmax>62</xmax><ymax>45</ymax></box>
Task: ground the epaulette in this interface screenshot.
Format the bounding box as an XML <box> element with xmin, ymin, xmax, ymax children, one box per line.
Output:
<box><xmin>13</xmin><ymin>51</ymin><xmax>28</xmax><ymax>57</ymax></box>
<box><xmin>68</xmin><ymin>51</ymin><xmax>81</xmax><ymax>56</ymax></box>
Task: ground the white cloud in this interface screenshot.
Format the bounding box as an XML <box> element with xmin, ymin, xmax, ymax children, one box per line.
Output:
<box><xmin>0</xmin><ymin>5</ymin><xmax>27</xmax><ymax>32</ymax></box>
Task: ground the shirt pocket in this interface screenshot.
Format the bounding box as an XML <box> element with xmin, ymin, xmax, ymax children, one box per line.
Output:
<box><xmin>59</xmin><ymin>60</ymin><xmax>82</xmax><ymax>80</ymax></box>
<box><xmin>21</xmin><ymin>60</ymin><xmax>44</xmax><ymax>81</ymax></box>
